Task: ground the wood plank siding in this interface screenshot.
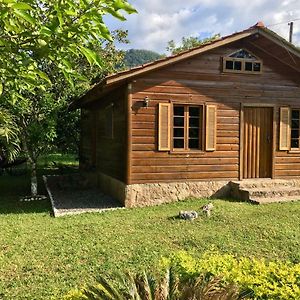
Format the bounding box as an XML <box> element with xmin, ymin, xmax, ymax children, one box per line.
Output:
<box><xmin>80</xmin><ymin>86</ymin><xmax>127</xmax><ymax>182</ymax></box>
<box><xmin>129</xmin><ymin>41</ymin><xmax>300</xmax><ymax>184</ymax></box>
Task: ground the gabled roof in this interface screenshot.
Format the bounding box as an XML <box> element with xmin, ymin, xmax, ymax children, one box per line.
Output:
<box><xmin>71</xmin><ymin>22</ymin><xmax>300</xmax><ymax>109</ymax></box>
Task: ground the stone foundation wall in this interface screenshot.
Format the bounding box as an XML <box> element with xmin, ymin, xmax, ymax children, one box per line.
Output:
<box><xmin>97</xmin><ymin>173</ymin><xmax>231</xmax><ymax>207</ymax></box>
<box><xmin>124</xmin><ymin>181</ymin><xmax>231</xmax><ymax>207</ymax></box>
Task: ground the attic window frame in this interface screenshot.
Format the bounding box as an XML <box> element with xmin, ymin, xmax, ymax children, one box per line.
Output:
<box><xmin>222</xmin><ymin>49</ymin><xmax>263</xmax><ymax>74</ymax></box>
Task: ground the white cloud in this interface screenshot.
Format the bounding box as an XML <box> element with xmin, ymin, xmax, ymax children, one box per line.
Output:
<box><xmin>106</xmin><ymin>0</ymin><xmax>300</xmax><ymax>53</ymax></box>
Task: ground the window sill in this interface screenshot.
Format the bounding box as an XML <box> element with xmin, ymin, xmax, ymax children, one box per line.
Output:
<box><xmin>169</xmin><ymin>150</ymin><xmax>205</xmax><ymax>155</ymax></box>
<box><xmin>221</xmin><ymin>71</ymin><xmax>262</xmax><ymax>75</ymax></box>
<box><xmin>288</xmin><ymin>150</ymin><xmax>300</xmax><ymax>154</ymax></box>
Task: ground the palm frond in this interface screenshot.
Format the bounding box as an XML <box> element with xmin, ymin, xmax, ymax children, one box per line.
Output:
<box><xmin>0</xmin><ymin>109</ymin><xmax>20</xmax><ymax>162</ymax></box>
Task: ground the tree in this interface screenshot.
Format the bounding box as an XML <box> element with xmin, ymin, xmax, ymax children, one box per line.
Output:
<box><xmin>166</xmin><ymin>34</ymin><xmax>220</xmax><ymax>55</ymax></box>
<box><xmin>0</xmin><ymin>0</ymin><xmax>136</xmax><ymax>196</ymax></box>
<box><xmin>54</xmin><ymin>30</ymin><xmax>129</xmax><ymax>155</ymax></box>
<box><xmin>124</xmin><ymin>49</ymin><xmax>163</xmax><ymax>68</ymax></box>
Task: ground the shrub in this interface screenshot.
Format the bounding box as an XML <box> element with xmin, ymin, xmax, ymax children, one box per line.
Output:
<box><xmin>167</xmin><ymin>251</ymin><xmax>300</xmax><ymax>300</ymax></box>
<box><xmin>65</xmin><ymin>252</ymin><xmax>300</xmax><ymax>300</ymax></box>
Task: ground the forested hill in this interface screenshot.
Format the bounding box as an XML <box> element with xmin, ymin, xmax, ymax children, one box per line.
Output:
<box><xmin>124</xmin><ymin>49</ymin><xmax>163</xmax><ymax>68</ymax></box>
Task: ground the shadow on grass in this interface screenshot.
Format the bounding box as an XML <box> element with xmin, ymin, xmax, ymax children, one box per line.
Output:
<box><xmin>0</xmin><ymin>197</ymin><xmax>52</xmax><ymax>215</ymax></box>
<box><xmin>0</xmin><ymin>168</ymin><xmax>61</xmax><ymax>215</ymax></box>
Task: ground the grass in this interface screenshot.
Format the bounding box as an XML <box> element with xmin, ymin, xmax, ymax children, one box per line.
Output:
<box><xmin>0</xmin><ymin>155</ymin><xmax>300</xmax><ymax>299</ymax></box>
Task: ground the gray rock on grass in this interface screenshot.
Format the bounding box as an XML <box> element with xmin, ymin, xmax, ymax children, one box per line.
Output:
<box><xmin>179</xmin><ymin>210</ymin><xmax>198</xmax><ymax>220</ymax></box>
<box><xmin>202</xmin><ymin>203</ymin><xmax>214</xmax><ymax>217</ymax></box>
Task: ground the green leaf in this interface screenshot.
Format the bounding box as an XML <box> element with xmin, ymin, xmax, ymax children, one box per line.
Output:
<box><xmin>36</xmin><ymin>70</ymin><xmax>51</xmax><ymax>84</ymax></box>
<box><xmin>62</xmin><ymin>69</ymin><xmax>74</xmax><ymax>88</ymax></box>
<box><xmin>2</xmin><ymin>0</ymin><xmax>16</xmax><ymax>3</ymax></box>
<box><xmin>65</xmin><ymin>10</ymin><xmax>77</xmax><ymax>16</ymax></box>
<box><xmin>11</xmin><ymin>2</ymin><xmax>33</xmax><ymax>10</ymax></box>
<box><xmin>80</xmin><ymin>46</ymin><xmax>103</xmax><ymax>68</ymax></box>
<box><xmin>13</xmin><ymin>9</ymin><xmax>35</xmax><ymax>25</ymax></box>
<box><xmin>79</xmin><ymin>46</ymin><xmax>94</xmax><ymax>65</ymax></box>
<box><xmin>40</xmin><ymin>26</ymin><xmax>52</xmax><ymax>37</ymax></box>
<box><xmin>0</xmin><ymin>82</ymin><xmax>3</xmax><ymax>96</ymax></box>
<box><xmin>37</xmin><ymin>39</ymin><xmax>47</xmax><ymax>46</ymax></box>
<box><xmin>98</xmin><ymin>23</ymin><xmax>112</xmax><ymax>41</ymax></box>
<box><xmin>62</xmin><ymin>59</ymin><xmax>72</xmax><ymax>70</ymax></box>
<box><xmin>0</xmin><ymin>8</ymin><xmax>9</xmax><ymax>18</ymax></box>
<box><xmin>113</xmin><ymin>0</ymin><xmax>137</xmax><ymax>14</ymax></box>
<box><xmin>106</xmin><ymin>8</ymin><xmax>126</xmax><ymax>21</ymax></box>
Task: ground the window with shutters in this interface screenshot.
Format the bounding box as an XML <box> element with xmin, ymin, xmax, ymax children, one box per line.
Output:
<box><xmin>291</xmin><ymin>109</ymin><xmax>300</xmax><ymax>149</ymax></box>
<box><xmin>223</xmin><ymin>49</ymin><xmax>262</xmax><ymax>74</ymax></box>
<box><xmin>172</xmin><ymin>105</ymin><xmax>203</xmax><ymax>151</ymax></box>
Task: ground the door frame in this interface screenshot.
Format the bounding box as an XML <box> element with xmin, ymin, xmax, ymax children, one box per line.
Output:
<box><xmin>239</xmin><ymin>103</ymin><xmax>276</xmax><ymax>180</ymax></box>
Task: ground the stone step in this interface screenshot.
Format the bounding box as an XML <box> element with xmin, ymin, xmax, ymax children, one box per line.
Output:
<box><xmin>242</xmin><ymin>186</ymin><xmax>300</xmax><ymax>199</ymax></box>
<box><xmin>232</xmin><ymin>179</ymin><xmax>299</xmax><ymax>189</ymax></box>
<box><xmin>250</xmin><ymin>195</ymin><xmax>300</xmax><ymax>204</ymax></box>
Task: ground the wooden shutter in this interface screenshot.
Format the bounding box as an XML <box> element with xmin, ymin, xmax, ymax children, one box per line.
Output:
<box><xmin>158</xmin><ymin>103</ymin><xmax>171</xmax><ymax>151</ymax></box>
<box><xmin>206</xmin><ymin>105</ymin><xmax>217</xmax><ymax>151</ymax></box>
<box><xmin>279</xmin><ymin>107</ymin><xmax>290</xmax><ymax>150</ymax></box>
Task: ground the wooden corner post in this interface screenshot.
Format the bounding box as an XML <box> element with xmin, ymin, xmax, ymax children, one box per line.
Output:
<box><xmin>126</xmin><ymin>83</ymin><xmax>133</xmax><ymax>185</ymax></box>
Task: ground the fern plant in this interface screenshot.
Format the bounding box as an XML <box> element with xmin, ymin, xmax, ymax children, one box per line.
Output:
<box><xmin>73</xmin><ymin>269</ymin><xmax>250</xmax><ymax>300</ymax></box>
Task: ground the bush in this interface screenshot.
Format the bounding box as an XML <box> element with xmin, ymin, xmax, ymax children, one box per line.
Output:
<box><xmin>65</xmin><ymin>252</ymin><xmax>300</xmax><ymax>299</ymax></box>
<box><xmin>167</xmin><ymin>251</ymin><xmax>300</xmax><ymax>300</ymax></box>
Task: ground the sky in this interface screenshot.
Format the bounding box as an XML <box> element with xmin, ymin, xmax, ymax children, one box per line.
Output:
<box><xmin>105</xmin><ymin>0</ymin><xmax>300</xmax><ymax>54</ymax></box>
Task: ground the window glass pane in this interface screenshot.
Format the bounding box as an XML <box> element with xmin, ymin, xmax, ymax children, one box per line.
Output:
<box><xmin>291</xmin><ymin>139</ymin><xmax>299</xmax><ymax>148</ymax></box>
<box><xmin>174</xmin><ymin>139</ymin><xmax>184</xmax><ymax>148</ymax></box>
<box><xmin>189</xmin><ymin>107</ymin><xmax>199</xmax><ymax>117</ymax></box>
<box><xmin>189</xmin><ymin>128</ymin><xmax>199</xmax><ymax>138</ymax></box>
<box><xmin>291</xmin><ymin>130</ymin><xmax>299</xmax><ymax>139</ymax></box>
<box><xmin>234</xmin><ymin>61</ymin><xmax>242</xmax><ymax>70</ymax></box>
<box><xmin>225</xmin><ymin>60</ymin><xmax>233</xmax><ymax>70</ymax></box>
<box><xmin>253</xmin><ymin>62</ymin><xmax>261</xmax><ymax>72</ymax></box>
<box><xmin>245</xmin><ymin>62</ymin><xmax>253</xmax><ymax>71</ymax></box>
<box><xmin>173</xmin><ymin>128</ymin><xmax>184</xmax><ymax>138</ymax></box>
<box><xmin>189</xmin><ymin>139</ymin><xmax>199</xmax><ymax>149</ymax></box>
<box><xmin>292</xmin><ymin>119</ymin><xmax>299</xmax><ymax>129</ymax></box>
<box><xmin>292</xmin><ymin>110</ymin><xmax>299</xmax><ymax>119</ymax></box>
<box><xmin>229</xmin><ymin>49</ymin><xmax>257</xmax><ymax>59</ymax></box>
<box><xmin>189</xmin><ymin>117</ymin><xmax>199</xmax><ymax>127</ymax></box>
<box><xmin>174</xmin><ymin>117</ymin><xmax>184</xmax><ymax>127</ymax></box>
<box><xmin>174</xmin><ymin>106</ymin><xmax>184</xmax><ymax>116</ymax></box>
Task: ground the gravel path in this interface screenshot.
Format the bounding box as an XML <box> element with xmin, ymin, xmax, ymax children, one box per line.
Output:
<box><xmin>44</xmin><ymin>175</ymin><xmax>123</xmax><ymax>217</ymax></box>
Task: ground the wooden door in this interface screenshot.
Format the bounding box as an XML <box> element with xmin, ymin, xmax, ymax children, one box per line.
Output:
<box><xmin>243</xmin><ymin>107</ymin><xmax>273</xmax><ymax>179</ymax></box>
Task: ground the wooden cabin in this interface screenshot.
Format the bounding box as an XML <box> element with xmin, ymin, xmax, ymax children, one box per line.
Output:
<box><xmin>72</xmin><ymin>23</ymin><xmax>300</xmax><ymax>207</ymax></box>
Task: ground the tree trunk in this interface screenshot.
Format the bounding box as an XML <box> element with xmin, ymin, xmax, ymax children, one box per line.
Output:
<box><xmin>30</xmin><ymin>160</ymin><xmax>38</xmax><ymax>196</ymax></box>
<box><xmin>22</xmin><ymin>136</ymin><xmax>38</xmax><ymax>196</ymax></box>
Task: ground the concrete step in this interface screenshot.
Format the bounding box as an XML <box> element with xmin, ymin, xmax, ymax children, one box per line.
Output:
<box><xmin>243</xmin><ymin>186</ymin><xmax>300</xmax><ymax>199</ymax></box>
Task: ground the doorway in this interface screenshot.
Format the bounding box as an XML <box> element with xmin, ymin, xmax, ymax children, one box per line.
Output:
<box><xmin>242</xmin><ymin>107</ymin><xmax>273</xmax><ymax>179</ymax></box>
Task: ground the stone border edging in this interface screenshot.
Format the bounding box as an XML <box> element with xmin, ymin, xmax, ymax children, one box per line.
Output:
<box><xmin>43</xmin><ymin>175</ymin><xmax>59</xmax><ymax>217</ymax></box>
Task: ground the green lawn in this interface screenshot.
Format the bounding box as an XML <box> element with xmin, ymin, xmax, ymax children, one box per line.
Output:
<box><xmin>0</xmin><ymin>156</ymin><xmax>300</xmax><ymax>299</ymax></box>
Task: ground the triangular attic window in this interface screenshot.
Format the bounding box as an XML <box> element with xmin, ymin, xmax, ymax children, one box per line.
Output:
<box><xmin>229</xmin><ymin>49</ymin><xmax>258</xmax><ymax>60</ymax></box>
<box><xmin>223</xmin><ymin>49</ymin><xmax>262</xmax><ymax>73</ymax></box>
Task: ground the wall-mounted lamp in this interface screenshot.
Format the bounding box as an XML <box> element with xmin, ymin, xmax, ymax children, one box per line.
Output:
<box><xmin>143</xmin><ymin>96</ymin><xmax>150</xmax><ymax>108</ymax></box>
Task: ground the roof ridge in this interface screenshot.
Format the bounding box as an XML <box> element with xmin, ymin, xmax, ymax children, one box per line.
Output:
<box><xmin>104</xmin><ymin>26</ymin><xmax>256</xmax><ymax>82</ymax></box>
<box><xmin>71</xmin><ymin>23</ymin><xmax>300</xmax><ymax>109</ymax></box>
